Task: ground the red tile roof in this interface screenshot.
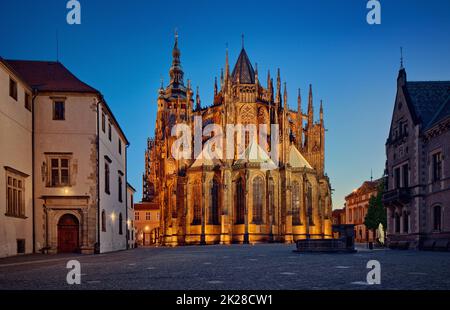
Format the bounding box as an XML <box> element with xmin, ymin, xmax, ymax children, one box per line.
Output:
<box><xmin>3</xmin><ymin>60</ymin><xmax>99</xmax><ymax>93</ymax></box>
<box><xmin>134</xmin><ymin>202</ymin><xmax>160</xmax><ymax>211</ymax></box>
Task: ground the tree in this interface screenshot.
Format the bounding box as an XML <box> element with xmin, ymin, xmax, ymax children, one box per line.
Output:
<box><xmin>364</xmin><ymin>181</ymin><xmax>387</xmax><ymax>242</ymax></box>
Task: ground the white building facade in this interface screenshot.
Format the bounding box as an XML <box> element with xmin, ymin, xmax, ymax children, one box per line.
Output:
<box><xmin>0</xmin><ymin>59</ymin><xmax>33</xmax><ymax>257</ymax></box>
<box><xmin>0</xmin><ymin>59</ymin><xmax>129</xmax><ymax>257</ymax></box>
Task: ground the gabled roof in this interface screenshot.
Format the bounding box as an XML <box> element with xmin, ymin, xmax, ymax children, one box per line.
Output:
<box><xmin>231</xmin><ymin>48</ymin><xmax>255</xmax><ymax>84</ymax></box>
<box><xmin>288</xmin><ymin>145</ymin><xmax>312</xmax><ymax>169</ymax></box>
<box><xmin>191</xmin><ymin>147</ymin><xmax>222</xmax><ymax>168</ymax></box>
<box><xmin>404</xmin><ymin>81</ymin><xmax>450</xmax><ymax>129</ymax></box>
<box><xmin>2</xmin><ymin>58</ymin><xmax>129</xmax><ymax>145</ymax></box>
<box><xmin>3</xmin><ymin>59</ymin><xmax>99</xmax><ymax>93</ymax></box>
<box><xmin>234</xmin><ymin>141</ymin><xmax>277</xmax><ymax>169</ymax></box>
<box><xmin>345</xmin><ymin>178</ymin><xmax>382</xmax><ymax>200</ymax></box>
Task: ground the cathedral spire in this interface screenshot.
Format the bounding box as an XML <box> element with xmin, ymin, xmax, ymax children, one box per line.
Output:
<box><xmin>169</xmin><ymin>30</ymin><xmax>184</xmax><ymax>87</ymax></box>
<box><xmin>308</xmin><ymin>84</ymin><xmax>314</xmax><ymax>125</ymax></box>
<box><xmin>400</xmin><ymin>46</ymin><xmax>404</xmax><ymax>69</ymax></box>
<box><xmin>297</xmin><ymin>88</ymin><xmax>302</xmax><ymax>114</ymax></box>
<box><xmin>220</xmin><ymin>68</ymin><xmax>224</xmax><ymax>88</ymax></box>
<box><xmin>297</xmin><ymin>88</ymin><xmax>303</xmax><ymax>148</ymax></box>
<box><xmin>214</xmin><ymin>77</ymin><xmax>218</xmax><ymax>96</ymax></box>
<box><xmin>320</xmin><ymin>100</ymin><xmax>324</xmax><ymax>124</ymax></box>
<box><xmin>255</xmin><ymin>63</ymin><xmax>259</xmax><ymax>85</ymax></box>
<box><xmin>270</xmin><ymin>78</ymin><xmax>274</xmax><ymax>103</ymax></box>
<box><xmin>267</xmin><ymin>70</ymin><xmax>271</xmax><ymax>89</ymax></box>
<box><xmin>225</xmin><ymin>44</ymin><xmax>230</xmax><ymax>79</ymax></box>
<box><xmin>283</xmin><ymin>82</ymin><xmax>288</xmax><ymax>108</ymax></box>
<box><xmin>196</xmin><ymin>86</ymin><xmax>201</xmax><ymax>110</ymax></box>
<box><xmin>275</xmin><ymin>68</ymin><xmax>281</xmax><ymax>106</ymax></box>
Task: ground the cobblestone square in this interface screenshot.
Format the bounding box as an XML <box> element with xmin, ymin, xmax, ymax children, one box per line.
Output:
<box><xmin>1</xmin><ymin>244</ymin><xmax>450</xmax><ymax>290</ymax></box>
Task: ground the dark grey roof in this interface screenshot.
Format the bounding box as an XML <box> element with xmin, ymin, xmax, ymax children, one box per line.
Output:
<box><xmin>405</xmin><ymin>81</ymin><xmax>450</xmax><ymax>129</ymax></box>
<box><xmin>231</xmin><ymin>48</ymin><xmax>255</xmax><ymax>84</ymax></box>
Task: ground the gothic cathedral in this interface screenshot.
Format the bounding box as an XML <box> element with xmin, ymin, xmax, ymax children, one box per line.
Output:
<box><xmin>143</xmin><ymin>35</ymin><xmax>333</xmax><ymax>245</ymax></box>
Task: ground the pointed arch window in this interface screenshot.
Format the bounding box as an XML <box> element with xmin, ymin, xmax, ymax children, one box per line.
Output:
<box><xmin>252</xmin><ymin>176</ymin><xmax>264</xmax><ymax>224</ymax></box>
<box><xmin>305</xmin><ymin>180</ymin><xmax>314</xmax><ymax>226</ymax></box>
<box><xmin>269</xmin><ymin>179</ymin><xmax>276</xmax><ymax>225</ymax></box>
<box><xmin>209</xmin><ymin>180</ymin><xmax>220</xmax><ymax>225</ymax></box>
<box><xmin>235</xmin><ymin>178</ymin><xmax>245</xmax><ymax>224</ymax></box>
<box><xmin>192</xmin><ymin>182</ymin><xmax>202</xmax><ymax>225</ymax></box>
<box><xmin>292</xmin><ymin>181</ymin><xmax>301</xmax><ymax>225</ymax></box>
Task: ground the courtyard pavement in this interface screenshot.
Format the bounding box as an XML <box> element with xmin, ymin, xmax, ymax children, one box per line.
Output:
<box><xmin>0</xmin><ymin>244</ymin><xmax>449</xmax><ymax>290</ymax></box>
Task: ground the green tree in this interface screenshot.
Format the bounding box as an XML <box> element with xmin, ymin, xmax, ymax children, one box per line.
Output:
<box><xmin>364</xmin><ymin>181</ymin><xmax>387</xmax><ymax>240</ymax></box>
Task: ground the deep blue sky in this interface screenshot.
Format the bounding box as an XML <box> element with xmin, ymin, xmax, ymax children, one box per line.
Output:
<box><xmin>1</xmin><ymin>0</ymin><xmax>450</xmax><ymax>208</ymax></box>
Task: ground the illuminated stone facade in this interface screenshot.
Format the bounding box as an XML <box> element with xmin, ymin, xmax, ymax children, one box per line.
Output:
<box><xmin>143</xmin><ymin>36</ymin><xmax>333</xmax><ymax>246</ymax></box>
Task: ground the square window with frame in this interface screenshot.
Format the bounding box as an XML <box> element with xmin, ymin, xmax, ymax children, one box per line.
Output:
<box><xmin>53</xmin><ymin>101</ymin><xmax>65</xmax><ymax>120</ymax></box>
<box><xmin>48</xmin><ymin>156</ymin><xmax>71</xmax><ymax>187</ymax></box>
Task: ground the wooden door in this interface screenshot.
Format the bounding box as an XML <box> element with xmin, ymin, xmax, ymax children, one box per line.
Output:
<box><xmin>58</xmin><ymin>214</ymin><xmax>79</xmax><ymax>253</ymax></box>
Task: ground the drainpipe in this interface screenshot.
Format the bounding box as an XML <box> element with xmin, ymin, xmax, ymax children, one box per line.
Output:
<box><xmin>31</xmin><ymin>89</ymin><xmax>37</xmax><ymax>253</ymax></box>
<box><xmin>96</xmin><ymin>97</ymin><xmax>103</xmax><ymax>254</ymax></box>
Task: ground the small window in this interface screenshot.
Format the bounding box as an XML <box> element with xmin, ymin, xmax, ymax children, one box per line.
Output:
<box><xmin>394</xmin><ymin>167</ymin><xmax>401</xmax><ymax>189</ymax></box>
<box><xmin>119</xmin><ymin>213</ymin><xmax>123</xmax><ymax>235</ymax></box>
<box><xmin>432</xmin><ymin>152</ymin><xmax>442</xmax><ymax>182</ymax></box>
<box><xmin>433</xmin><ymin>206</ymin><xmax>442</xmax><ymax>231</ymax></box>
<box><xmin>108</xmin><ymin>123</ymin><xmax>112</xmax><ymax>141</ymax></box>
<box><xmin>105</xmin><ymin>163</ymin><xmax>110</xmax><ymax>194</ymax></box>
<box><xmin>53</xmin><ymin>101</ymin><xmax>65</xmax><ymax>120</ymax></box>
<box><xmin>9</xmin><ymin>78</ymin><xmax>17</xmax><ymax>100</ymax></box>
<box><xmin>402</xmin><ymin>164</ymin><xmax>409</xmax><ymax>188</ymax></box>
<box><xmin>403</xmin><ymin>211</ymin><xmax>409</xmax><ymax>233</ymax></box>
<box><xmin>118</xmin><ymin>176</ymin><xmax>123</xmax><ymax>203</ymax></box>
<box><xmin>101</xmin><ymin>210</ymin><xmax>106</xmax><ymax>232</ymax></box>
<box><xmin>24</xmin><ymin>92</ymin><xmax>32</xmax><ymax>111</ymax></box>
<box><xmin>17</xmin><ymin>239</ymin><xmax>25</xmax><ymax>254</ymax></box>
<box><xmin>119</xmin><ymin>139</ymin><xmax>122</xmax><ymax>155</ymax></box>
<box><xmin>102</xmin><ymin>113</ymin><xmax>106</xmax><ymax>133</ymax></box>
<box><xmin>135</xmin><ymin>212</ymin><xmax>140</xmax><ymax>221</ymax></box>
<box><xmin>395</xmin><ymin>213</ymin><xmax>401</xmax><ymax>233</ymax></box>
<box><xmin>146</xmin><ymin>212</ymin><xmax>151</xmax><ymax>221</ymax></box>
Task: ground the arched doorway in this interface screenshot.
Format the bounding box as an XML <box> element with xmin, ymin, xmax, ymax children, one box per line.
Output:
<box><xmin>58</xmin><ymin>214</ymin><xmax>79</xmax><ymax>253</ymax></box>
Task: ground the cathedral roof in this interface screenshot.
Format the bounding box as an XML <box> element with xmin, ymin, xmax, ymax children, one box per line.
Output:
<box><xmin>191</xmin><ymin>147</ymin><xmax>222</xmax><ymax>168</ymax></box>
<box><xmin>288</xmin><ymin>145</ymin><xmax>312</xmax><ymax>169</ymax></box>
<box><xmin>231</xmin><ymin>48</ymin><xmax>255</xmax><ymax>84</ymax></box>
<box><xmin>235</xmin><ymin>141</ymin><xmax>277</xmax><ymax>169</ymax></box>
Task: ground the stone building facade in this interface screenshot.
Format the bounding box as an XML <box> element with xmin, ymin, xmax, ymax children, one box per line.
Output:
<box><xmin>0</xmin><ymin>58</ymin><xmax>129</xmax><ymax>256</ymax></box>
<box><xmin>345</xmin><ymin>179</ymin><xmax>381</xmax><ymax>243</ymax></box>
<box><xmin>383</xmin><ymin>66</ymin><xmax>450</xmax><ymax>250</ymax></box>
<box><xmin>143</xmin><ymin>36</ymin><xmax>333</xmax><ymax>246</ymax></box>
